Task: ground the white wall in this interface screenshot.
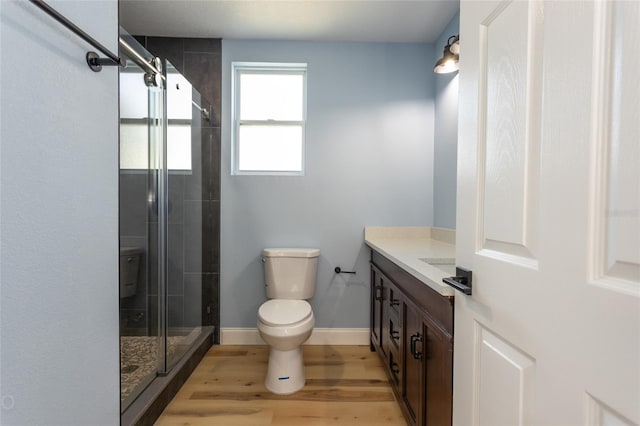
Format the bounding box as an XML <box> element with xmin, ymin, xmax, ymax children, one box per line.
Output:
<box><xmin>221</xmin><ymin>40</ymin><xmax>434</xmax><ymax>328</ymax></box>
<box><xmin>0</xmin><ymin>1</ymin><xmax>119</xmax><ymax>424</ymax></box>
<box><xmin>433</xmin><ymin>12</ymin><xmax>460</xmax><ymax>230</ymax></box>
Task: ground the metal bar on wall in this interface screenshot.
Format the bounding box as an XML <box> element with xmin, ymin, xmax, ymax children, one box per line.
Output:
<box><xmin>119</xmin><ymin>37</ymin><xmax>165</xmax><ymax>81</ymax></box>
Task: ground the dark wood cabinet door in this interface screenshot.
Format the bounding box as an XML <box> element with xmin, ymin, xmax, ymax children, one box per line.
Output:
<box><xmin>424</xmin><ymin>322</ymin><xmax>453</xmax><ymax>426</ymax></box>
<box><xmin>370</xmin><ymin>265</ymin><xmax>383</xmax><ymax>349</ymax></box>
<box><xmin>387</xmin><ymin>280</ymin><xmax>402</xmax><ymax>352</ymax></box>
<box><xmin>380</xmin><ymin>275</ymin><xmax>391</xmax><ymax>359</ymax></box>
<box><xmin>403</xmin><ymin>301</ymin><xmax>424</xmax><ymax>426</ymax></box>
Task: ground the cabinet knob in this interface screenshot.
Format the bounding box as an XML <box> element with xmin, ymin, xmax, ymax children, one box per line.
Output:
<box><xmin>390</xmin><ymin>297</ymin><xmax>400</xmax><ymax>307</ymax></box>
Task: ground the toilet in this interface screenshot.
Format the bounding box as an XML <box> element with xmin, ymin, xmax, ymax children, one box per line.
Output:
<box><xmin>257</xmin><ymin>248</ymin><xmax>320</xmax><ymax>395</ymax></box>
<box><xmin>119</xmin><ymin>247</ymin><xmax>142</xmax><ymax>298</ymax></box>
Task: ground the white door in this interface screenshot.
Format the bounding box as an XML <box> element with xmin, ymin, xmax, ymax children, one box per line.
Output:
<box><xmin>454</xmin><ymin>0</ymin><xmax>640</xmax><ymax>425</ymax></box>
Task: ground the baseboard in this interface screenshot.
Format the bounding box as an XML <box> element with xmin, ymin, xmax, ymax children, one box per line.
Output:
<box><xmin>221</xmin><ymin>327</ymin><xmax>370</xmax><ymax>346</ymax></box>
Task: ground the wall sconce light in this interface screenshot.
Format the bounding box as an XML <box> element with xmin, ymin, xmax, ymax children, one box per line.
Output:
<box><xmin>434</xmin><ymin>35</ymin><xmax>460</xmax><ymax>74</ymax></box>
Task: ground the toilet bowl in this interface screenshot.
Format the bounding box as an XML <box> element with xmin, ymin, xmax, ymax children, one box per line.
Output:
<box><xmin>258</xmin><ymin>299</ymin><xmax>315</xmax><ymax>394</ymax></box>
<box><xmin>257</xmin><ymin>248</ymin><xmax>320</xmax><ymax>395</ymax></box>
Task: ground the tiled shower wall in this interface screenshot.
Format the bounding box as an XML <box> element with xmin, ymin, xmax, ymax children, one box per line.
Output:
<box><xmin>120</xmin><ymin>37</ymin><xmax>221</xmax><ymax>343</ymax></box>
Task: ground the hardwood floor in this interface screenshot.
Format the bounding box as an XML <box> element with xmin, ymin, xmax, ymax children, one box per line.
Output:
<box><xmin>155</xmin><ymin>345</ymin><xmax>406</xmax><ymax>425</ymax></box>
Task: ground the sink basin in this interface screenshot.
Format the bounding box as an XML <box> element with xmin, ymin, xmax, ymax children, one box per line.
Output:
<box><xmin>419</xmin><ymin>258</ymin><xmax>456</xmax><ymax>275</ymax></box>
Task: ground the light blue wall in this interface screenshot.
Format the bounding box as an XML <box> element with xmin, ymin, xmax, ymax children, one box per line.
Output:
<box><xmin>221</xmin><ymin>40</ymin><xmax>435</xmax><ymax>328</ymax></box>
<box><xmin>0</xmin><ymin>0</ymin><xmax>119</xmax><ymax>424</ymax></box>
<box><xmin>433</xmin><ymin>12</ymin><xmax>460</xmax><ymax>230</ymax></box>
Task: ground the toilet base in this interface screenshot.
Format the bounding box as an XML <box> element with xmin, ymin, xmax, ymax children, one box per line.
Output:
<box><xmin>265</xmin><ymin>346</ymin><xmax>306</xmax><ymax>395</ymax></box>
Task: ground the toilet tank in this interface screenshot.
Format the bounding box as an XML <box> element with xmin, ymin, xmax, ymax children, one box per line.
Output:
<box><xmin>120</xmin><ymin>247</ymin><xmax>142</xmax><ymax>298</ymax></box>
<box><xmin>263</xmin><ymin>248</ymin><xmax>320</xmax><ymax>299</ymax></box>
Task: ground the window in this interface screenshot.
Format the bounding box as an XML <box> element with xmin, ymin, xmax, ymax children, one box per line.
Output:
<box><xmin>232</xmin><ymin>62</ymin><xmax>307</xmax><ymax>175</ymax></box>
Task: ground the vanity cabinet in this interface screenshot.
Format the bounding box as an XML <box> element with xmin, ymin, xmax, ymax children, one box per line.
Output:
<box><xmin>370</xmin><ymin>250</ymin><xmax>454</xmax><ymax>426</ymax></box>
<box><xmin>371</xmin><ymin>264</ymin><xmax>402</xmax><ymax>384</ymax></box>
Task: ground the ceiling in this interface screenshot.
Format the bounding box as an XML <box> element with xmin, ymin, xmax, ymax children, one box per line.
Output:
<box><xmin>119</xmin><ymin>0</ymin><xmax>460</xmax><ymax>44</ymax></box>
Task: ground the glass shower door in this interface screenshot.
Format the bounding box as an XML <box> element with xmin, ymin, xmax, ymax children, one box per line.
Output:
<box><xmin>164</xmin><ymin>60</ymin><xmax>204</xmax><ymax>370</ymax></box>
<box><xmin>118</xmin><ymin>33</ymin><xmax>208</xmax><ymax>413</ymax></box>
<box><xmin>118</xmin><ymin>34</ymin><xmax>165</xmax><ymax>412</ymax></box>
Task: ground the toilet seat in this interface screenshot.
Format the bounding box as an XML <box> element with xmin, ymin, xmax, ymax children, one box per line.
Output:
<box><xmin>258</xmin><ymin>299</ymin><xmax>312</xmax><ymax>327</ymax></box>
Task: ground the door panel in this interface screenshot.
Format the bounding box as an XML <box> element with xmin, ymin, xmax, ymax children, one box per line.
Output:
<box><xmin>479</xmin><ymin>0</ymin><xmax>542</xmax><ymax>265</ymax></box>
<box><xmin>474</xmin><ymin>324</ymin><xmax>534</xmax><ymax>426</ymax></box>
<box><xmin>455</xmin><ymin>1</ymin><xmax>639</xmax><ymax>425</ymax></box>
<box><xmin>586</xmin><ymin>394</ymin><xmax>636</xmax><ymax>426</ymax></box>
<box><xmin>589</xmin><ymin>0</ymin><xmax>640</xmax><ymax>293</ymax></box>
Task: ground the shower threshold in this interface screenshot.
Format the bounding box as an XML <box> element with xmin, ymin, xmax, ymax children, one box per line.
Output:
<box><xmin>120</xmin><ymin>329</ymin><xmax>196</xmax><ymax>408</ymax></box>
<box><xmin>120</xmin><ymin>326</ymin><xmax>213</xmax><ymax>421</ymax></box>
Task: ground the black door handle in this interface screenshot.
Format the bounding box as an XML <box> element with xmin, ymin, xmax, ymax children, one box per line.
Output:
<box><xmin>443</xmin><ymin>267</ymin><xmax>472</xmax><ymax>295</ymax></box>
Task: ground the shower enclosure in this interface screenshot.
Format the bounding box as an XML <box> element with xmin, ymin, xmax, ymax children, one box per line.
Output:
<box><xmin>118</xmin><ymin>31</ymin><xmax>213</xmax><ymax>412</ymax></box>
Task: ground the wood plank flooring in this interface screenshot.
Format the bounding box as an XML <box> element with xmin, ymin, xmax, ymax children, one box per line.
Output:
<box><xmin>155</xmin><ymin>345</ymin><xmax>406</xmax><ymax>425</ymax></box>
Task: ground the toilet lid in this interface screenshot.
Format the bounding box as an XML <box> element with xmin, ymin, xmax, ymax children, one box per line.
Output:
<box><xmin>258</xmin><ymin>300</ymin><xmax>312</xmax><ymax>326</ymax></box>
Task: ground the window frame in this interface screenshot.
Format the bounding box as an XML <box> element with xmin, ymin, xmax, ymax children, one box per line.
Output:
<box><xmin>231</xmin><ymin>62</ymin><xmax>308</xmax><ymax>176</ymax></box>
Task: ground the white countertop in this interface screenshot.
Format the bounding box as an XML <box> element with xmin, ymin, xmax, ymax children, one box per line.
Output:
<box><xmin>364</xmin><ymin>226</ymin><xmax>457</xmax><ymax>297</ymax></box>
